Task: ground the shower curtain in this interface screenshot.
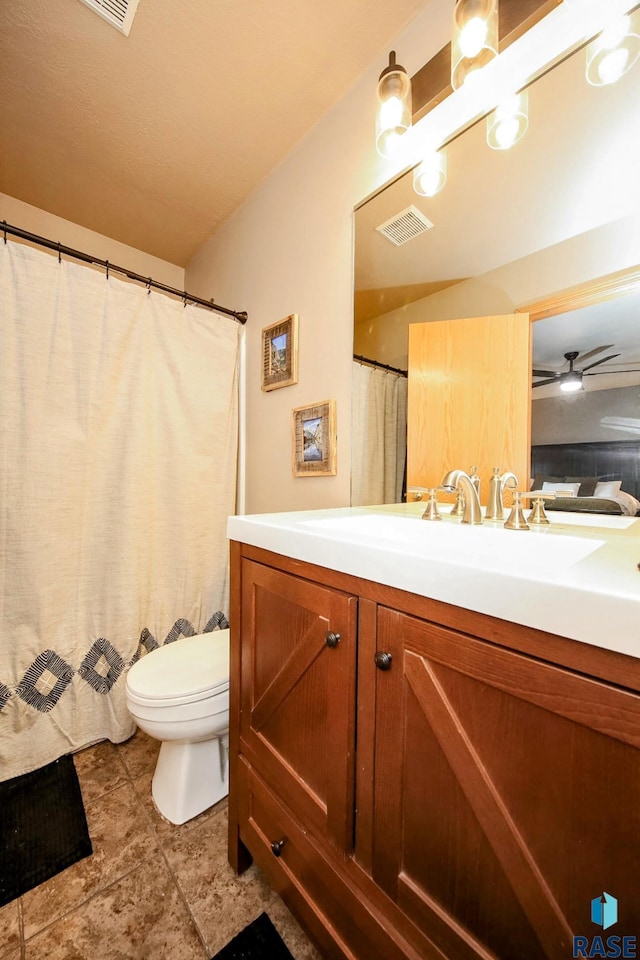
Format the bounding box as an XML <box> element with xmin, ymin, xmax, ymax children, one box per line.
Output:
<box><xmin>351</xmin><ymin>360</ymin><xmax>407</xmax><ymax>505</ymax></box>
<box><xmin>0</xmin><ymin>240</ymin><xmax>241</xmax><ymax>780</ymax></box>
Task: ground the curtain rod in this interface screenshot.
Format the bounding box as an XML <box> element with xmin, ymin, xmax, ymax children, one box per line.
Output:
<box><xmin>354</xmin><ymin>353</ymin><xmax>407</xmax><ymax>377</ymax></box>
<box><xmin>1</xmin><ymin>221</ymin><xmax>248</xmax><ymax>324</ymax></box>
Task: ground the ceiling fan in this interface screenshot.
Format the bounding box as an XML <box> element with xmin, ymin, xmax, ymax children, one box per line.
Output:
<box><xmin>532</xmin><ymin>346</ymin><xmax>640</xmax><ymax>392</ymax></box>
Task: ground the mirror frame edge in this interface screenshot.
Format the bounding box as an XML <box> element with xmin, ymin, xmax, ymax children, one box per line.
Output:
<box><xmin>519</xmin><ymin>263</ymin><xmax>640</xmax><ymax>488</ymax></box>
<box><xmin>517</xmin><ymin>264</ymin><xmax>640</xmax><ymax>322</ymax></box>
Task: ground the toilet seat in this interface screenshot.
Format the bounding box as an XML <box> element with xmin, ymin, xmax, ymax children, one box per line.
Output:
<box><xmin>126</xmin><ymin>630</ymin><xmax>229</xmax><ymax>708</ymax></box>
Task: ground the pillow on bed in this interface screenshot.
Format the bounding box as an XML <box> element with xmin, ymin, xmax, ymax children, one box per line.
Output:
<box><xmin>564</xmin><ymin>476</ymin><xmax>599</xmax><ymax>497</ymax></box>
<box><xmin>531</xmin><ymin>475</ymin><xmax>563</xmax><ymax>490</ymax></box>
<box><xmin>542</xmin><ymin>481</ymin><xmax>581</xmax><ymax>496</ymax></box>
<box><xmin>594</xmin><ymin>479</ymin><xmax>622</xmax><ymax>498</ymax></box>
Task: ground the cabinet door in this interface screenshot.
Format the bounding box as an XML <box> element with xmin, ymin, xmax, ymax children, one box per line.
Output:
<box><xmin>240</xmin><ymin>559</ymin><xmax>357</xmax><ymax>852</ymax></box>
<box><xmin>371</xmin><ymin>607</ymin><xmax>640</xmax><ymax>960</ymax></box>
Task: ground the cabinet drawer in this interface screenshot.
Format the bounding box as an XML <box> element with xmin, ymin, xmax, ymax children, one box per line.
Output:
<box><xmin>237</xmin><ymin>758</ymin><xmax>430</xmax><ymax>960</ymax></box>
<box><xmin>238</xmin><ymin>758</ymin><xmax>354</xmax><ymax>960</ymax></box>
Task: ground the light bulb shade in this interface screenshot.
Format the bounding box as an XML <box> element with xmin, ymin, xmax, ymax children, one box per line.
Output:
<box><xmin>560</xmin><ymin>373</ymin><xmax>583</xmax><ymax>392</ymax></box>
<box><xmin>376</xmin><ymin>51</ymin><xmax>412</xmax><ymax>158</ymax></box>
<box><xmin>486</xmin><ymin>89</ymin><xmax>529</xmax><ymax>150</ymax></box>
<box><xmin>413</xmin><ymin>150</ymin><xmax>447</xmax><ymax>197</ymax></box>
<box><xmin>586</xmin><ymin>11</ymin><xmax>640</xmax><ymax>86</ymax></box>
<box><xmin>451</xmin><ymin>0</ymin><xmax>498</xmax><ymax>90</ymax></box>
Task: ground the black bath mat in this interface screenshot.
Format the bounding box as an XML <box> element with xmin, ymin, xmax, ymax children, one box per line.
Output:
<box><xmin>0</xmin><ymin>754</ymin><xmax>92</xmax><ymax>907</ymax></box>
<box><xmin>211</xmin><ymin>912</ymin><xmax>295</xmax><ymax>960</ymax></box>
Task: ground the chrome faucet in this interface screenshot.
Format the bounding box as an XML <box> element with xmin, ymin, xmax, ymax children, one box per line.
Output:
<box><xmin>440</xmin><ymin>469</ymin><xmax>483</xmax><ymax>524</ymax></box>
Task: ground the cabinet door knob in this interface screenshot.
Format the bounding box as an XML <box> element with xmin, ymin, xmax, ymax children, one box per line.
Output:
<box><xmin>374</xmin><ymin>651</ymin><xmax>393</xmax><ymax>671</ymax></box>
<box><xmin>325</xmin><ymin>631</ymin><xmax>341</xmax><ymax>648</ymax></box>
<box><xmin>270</xmin><ymin>838</ymin><xmax>286</xmax><ymax>857</ymax></box>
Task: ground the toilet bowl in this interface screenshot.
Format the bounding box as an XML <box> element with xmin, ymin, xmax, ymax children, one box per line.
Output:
<box><xmin>125</xmin><ymin>629</ymin><xmax>230</xmax><ymax>825</ymax></box>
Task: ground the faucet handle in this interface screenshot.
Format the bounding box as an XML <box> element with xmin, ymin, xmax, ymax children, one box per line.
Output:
<box><xmin>504</xmin><ymin>491</ymin><xmax>529</xmax><ymax>530</ymax></box>
<box><xmin>421</xmin><ymin>489</ymin><xmax>443</xmax><ymax>521</ymax></box>
<box><xmin>521</xmin><ymin>490</ymin><xmax>555</xmax><ymax>526</ymax></box>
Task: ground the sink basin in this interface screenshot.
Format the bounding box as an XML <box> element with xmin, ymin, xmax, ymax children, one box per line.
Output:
<box><xmin>300</xmin><ymin>513</ymin><xmax>605</xmax><ymax>577</ymax></box>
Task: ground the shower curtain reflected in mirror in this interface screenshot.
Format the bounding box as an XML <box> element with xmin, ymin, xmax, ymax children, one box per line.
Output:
<box><xmin>351</xmin><ymin>360</ymin><xmax>407</xmax><ymax>506</ymax></box>
<box><xmin>0</xmin><ymin>240</ymin><xmax>240</xmax><ymax>780</ymax></box>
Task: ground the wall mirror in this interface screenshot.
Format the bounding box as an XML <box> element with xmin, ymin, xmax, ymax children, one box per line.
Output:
<box><xmin>352</xmin><ymin>38</ymin><xmax>640</xmax><ymax>511</ymax></box>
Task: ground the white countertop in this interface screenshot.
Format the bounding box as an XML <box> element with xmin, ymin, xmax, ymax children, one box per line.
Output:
<box><xmin>227</xmin><ymin>502</ymin><xmax>640</xmax><ymax>659</ymax></box>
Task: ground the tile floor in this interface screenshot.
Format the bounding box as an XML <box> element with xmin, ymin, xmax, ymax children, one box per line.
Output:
<box><xmin>0</xmin><ymin>731</ymin><xmax>323</xmax><ymax>960</ymax></box>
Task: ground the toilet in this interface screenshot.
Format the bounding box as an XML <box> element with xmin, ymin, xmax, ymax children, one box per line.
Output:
<box><xmin>125</xmin><ymin>629</ymin><xmax>230</xmax><ymax>825</ymax></box>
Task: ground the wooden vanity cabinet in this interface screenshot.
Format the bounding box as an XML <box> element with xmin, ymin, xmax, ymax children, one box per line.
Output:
<box><xmin>229</xmin><ymin>541</ymin><xmax>640</xmax><ymax>960</ymax></box>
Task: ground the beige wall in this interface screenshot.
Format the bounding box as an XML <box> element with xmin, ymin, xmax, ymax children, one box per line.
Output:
<box><xmin>186</xmin><ymin>1</ymin><xmax>452</xmax><ymax>515</ymax></box>
<box><xmin>532</xmin><ymin>386</ymin><xmax>640</xmax><ymax>446</ymax></box>
<box><xmin>1</xmin><ymin>193</ymin><xmax>184</xmax><ymax>289</ymax></box>
<box><xmin>354</xmin><ymin>215</ymin><xmax>640</xmax><ymax>370</ymax></box>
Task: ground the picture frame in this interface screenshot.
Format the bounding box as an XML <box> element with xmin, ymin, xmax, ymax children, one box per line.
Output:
<box><xmin>292</xmin><ymin>400</ymin><xmax>337</xmax><ymax>477</ymax></box>
<box><xmin>261</xmin><ymin>313</ymin><xmax>298</xmax><ymax>391</ymax></box>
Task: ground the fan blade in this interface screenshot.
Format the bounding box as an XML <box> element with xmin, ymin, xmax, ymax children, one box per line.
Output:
<box><xmin>584</xmin><ymin>368</ymin><xmax>640</xmax><ymax>376</ymax></box>
<box><xmin>582</xmin><ymin>353</ymin><xmax>621</xmax><ymax>371</ymax></box>
<box><xmin>576</xmin><ymin>344</ymin><xmax>615</xmax><ymax>364</ymax></box>
<box><xmin>532</xmin><ymin>368</ymin><xmax>561</xmax><ymax>377</ymax></box>
<box><xmin>532</xmin><ymin>377</ymin><xmax>561</xmax><ymax>387</ymax></box>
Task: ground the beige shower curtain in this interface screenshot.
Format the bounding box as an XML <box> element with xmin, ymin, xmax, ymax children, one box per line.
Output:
<box><xmin>0</xmin><ymin>240</ymin><xmax>240</xmax><ymax>780</ymax></box>
<box><xmin>351</xmin><ymin>360</ymin><xmax>407</xmax><ymax>505</ymax></box>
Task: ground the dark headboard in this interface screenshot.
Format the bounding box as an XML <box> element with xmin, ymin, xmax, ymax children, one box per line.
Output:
<box><xmin>531</xmin><ymin>440</ymin><xmax>640</xmax><ymax>501</ymax></box>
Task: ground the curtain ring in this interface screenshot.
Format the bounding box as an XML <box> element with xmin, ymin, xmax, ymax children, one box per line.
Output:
<box><xmin>105</xmin><ymin>260</ymin><xmax>110</xmax><ymax>280</ymax></box>
<box><xmin>183</xmin><ymin>291</ymin><xmax>188</xmax><ymax>308</ymax></box>
<box><xmin>147</xmin><ymin>277</ymin><xmax>152</xmax><ymax>295</ymax></box>
<box><xmin>2</xmin><ymin>221</ymin><xmax>6</xmax><ymax>244</ymax></box>
<box><xmin>57</xmin><ymin>241</ymin><xmax>62</xmax><ymax>263</ymax></box>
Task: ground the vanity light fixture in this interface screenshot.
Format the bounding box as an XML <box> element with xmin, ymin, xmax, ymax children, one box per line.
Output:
<box><xmin>413</xmin><ymin>149</ymin><xmax>447</xmax><ymax>197</ymax></box>
<box><xmin>374</xmin><ymin>0</ymin><xmax>640</xmax><ymax>185</ymax></box>
<box><xmin>376</xmin><ymin>51</ymin><xmax>412</xmax><ymax>158</ymax></box>
<box><xmin>486</xmin><ymin>89</ymin><xmax>529</xmax><ymax>150</ymax></box>
<box><xmin>585</xmin><ymin>9</ymin><xmax>640</xmax><ymax>85</ymax></box>
<box><xmin>451</xmin><ymin>0</ymin><xmax>499</xmax><ymax>90</ymax></box>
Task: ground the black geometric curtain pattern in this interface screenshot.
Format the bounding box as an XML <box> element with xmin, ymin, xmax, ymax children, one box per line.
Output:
<box><xmin>0</xmin><ymin>612</ymin><xmax>229</xmax><ymax>715</ymax></box>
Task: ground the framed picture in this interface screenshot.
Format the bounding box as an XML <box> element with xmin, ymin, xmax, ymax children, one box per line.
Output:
<box><xmin>261</xmin><ymin>313</ymin><xmax>298</xmax><ymax>391</ymax></box>
<box><xmin>292</xmin><ymin>400</ymin><xmax>337</xmax><ymax>477</ymax></box>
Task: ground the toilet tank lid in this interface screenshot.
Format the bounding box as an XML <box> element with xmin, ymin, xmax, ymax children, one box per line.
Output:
<box><xmin>126</xmin><ymin>629</ymin><xmax>230</xmax><ymax>701</ymax></box>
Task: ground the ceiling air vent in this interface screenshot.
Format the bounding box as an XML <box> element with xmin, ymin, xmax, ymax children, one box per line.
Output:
<box><xmin>77</xmin><ymin>0</ymin><xmax>140</xmax><ymax>36</ymax></box>
<box><xmin>375</xmin><ymin>205</ymin><xmax>434</xmax><ymax>246</ymax></box>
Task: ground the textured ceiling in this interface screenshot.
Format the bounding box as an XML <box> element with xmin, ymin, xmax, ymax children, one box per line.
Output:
<box><xmin>0</xmin><ymin>0</ymin><xmax>427</xmax><ymax>266</ymax></box>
